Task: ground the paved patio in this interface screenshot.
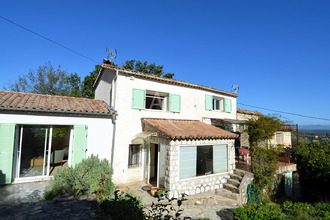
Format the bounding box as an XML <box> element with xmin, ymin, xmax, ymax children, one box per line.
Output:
<box><xmin>0</xmin><ymin>180</ymin><xmax>237</xmax><ymax>219</ymax></box>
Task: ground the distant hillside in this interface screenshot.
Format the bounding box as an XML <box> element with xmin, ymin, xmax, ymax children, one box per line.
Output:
<box><xmin>297</xmin><ymin>128</ymin><xmax>330</xmax><ymax>143</ymax></box>
<box><xmin>299</xmin><ymin>125</ymin><xmax>330</xmax><ymax>130</ymax></box>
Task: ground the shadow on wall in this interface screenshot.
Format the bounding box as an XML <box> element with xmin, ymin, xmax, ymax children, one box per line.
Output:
<box><xmin>0</xmin><ymin>170</ymin><xmax>5</xmax><ymax>185</ymax></box>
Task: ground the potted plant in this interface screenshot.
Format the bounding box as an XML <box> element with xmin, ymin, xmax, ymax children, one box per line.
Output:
<box><xmin>150</xmin><ymin>187</ymin><xmax>158</xmax><ymax>197</ymax></box>
<box><xmin>157</xmin><ymin>187</ymin><xmax>166</xmax><ymax>200</ymax></box>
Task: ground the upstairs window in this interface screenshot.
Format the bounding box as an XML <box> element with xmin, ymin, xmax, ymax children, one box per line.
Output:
<box><xmin>205</xmin><ymin>94</ymin><xmax>232</xmax><ymax>113</ymax></box>
<box><xmin>132</xmin><ymin>88</ymin><xmax>181</xmax><ymax>112</ymax></box>
<box><xmin>213</xmin><ymin>97</ymin><xmax>224</xmax><ymax>111</ymax></box>
<box><xmin>146</xmin><ymin>93</ymin><xmax>165</xmax><ymax>110</ymax></box>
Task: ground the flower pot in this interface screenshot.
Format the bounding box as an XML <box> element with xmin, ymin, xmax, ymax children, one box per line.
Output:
<box><xmin>150</xmin><ymin>187</ymin><xmax>158</xmax><ymax>197</ymax></box>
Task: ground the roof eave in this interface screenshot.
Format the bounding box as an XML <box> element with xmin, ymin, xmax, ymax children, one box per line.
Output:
<box><xmin>0</xmin><ymin>107</ymin><xmax>112</xmax><ymax>117</ymax></box>
<box><xmin>100</xmin><ymin>64</ymin><xmax>239</xmax><ymax>98</ymax></box>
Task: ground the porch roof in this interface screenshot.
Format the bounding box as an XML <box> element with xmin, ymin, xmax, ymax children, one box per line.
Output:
<box><xmin>142</xmin><ymin>118</ymin><xmax>239</xmax><ymax>140</ymax></box>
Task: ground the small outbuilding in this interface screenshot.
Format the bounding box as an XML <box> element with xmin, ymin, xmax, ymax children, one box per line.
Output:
<box><xmin>0</xmin><ymin>91</ymin><xmax>114</xmax><ymax>185</ymax></box>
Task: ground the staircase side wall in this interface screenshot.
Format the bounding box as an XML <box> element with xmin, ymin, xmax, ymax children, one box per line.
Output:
<box><xmin>238</xmin><ymin>172</ymin><xmax>254</xmax><ymax>205</ymax></box>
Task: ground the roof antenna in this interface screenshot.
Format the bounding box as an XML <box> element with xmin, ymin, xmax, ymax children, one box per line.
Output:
<box><xmin>232</xmin><ymin>84</ymin><xmax>239</xmax><ymax>94</ymax></box>
<box><xmin>106</xmin><ymin>48</ymin><xmax>117</xmax><ymax>61</ymax></box>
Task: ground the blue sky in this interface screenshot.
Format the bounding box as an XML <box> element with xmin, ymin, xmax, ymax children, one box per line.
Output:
<box><xmin>1</xmin><ymin>1</ymin><xmax>330</xmax><ymax>126</ymax></box>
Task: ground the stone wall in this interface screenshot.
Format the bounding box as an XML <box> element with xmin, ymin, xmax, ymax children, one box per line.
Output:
<box><xmin>165</xmin><ymin>139</ymin><xmax>236</xmax><ymax>198</ymax></box>
<box><xmin>238</xmin><ymin>172</ymin><xmax>254</xmax><ymax>205</ymax></box>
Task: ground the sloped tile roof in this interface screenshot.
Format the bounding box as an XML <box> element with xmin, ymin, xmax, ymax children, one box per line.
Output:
<box><xmin>142</xmin><ymin>118</ymin><xmax>238</xmax><ymax>140</ymax></box>
<box><xmin>93</xmin><ymin>59</ymin><xmax>239</xmax><ymax>98</ymax></box>
<box><xmin>237</xmin><ymin>108</ymin><xmax>263</xmax><ymax>116</ymax></box>
<box><xmin>0</xmin><ymin>91</ymin><xmax>111</xmax><ymax>116</ymax></box>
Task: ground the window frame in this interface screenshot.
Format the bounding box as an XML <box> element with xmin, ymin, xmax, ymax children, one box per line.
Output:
<box><xmin>213</xmin><ymin>97</ymin><xmax>224</xmax><ymax>111</ymax></box>
<box><xmin>145</xmin><ymin>92</ymin><xmax>166</xmax><ymax>111</ymax></box>
<box><xmin>179</xmin><ymin>144</ymin><xmax>228</xmax><ymax>180</ymax></box>
<box><xmin>128</xmin><ymin>144</ymin><xmax>142</xmax><ymax>168</ymax></box>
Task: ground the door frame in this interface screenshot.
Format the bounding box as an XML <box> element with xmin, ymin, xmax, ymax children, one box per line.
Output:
<box><xmin>13</xmin><ymin>124</ymin><xmax>74</xmax><ymax>183</ymax></box>
<box><xmin>147</xmin><ymin>143</ymin><xmax>160</xmax><ymax>187</ymax></box>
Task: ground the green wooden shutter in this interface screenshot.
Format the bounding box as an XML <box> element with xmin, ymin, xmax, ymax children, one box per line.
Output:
<box><xmin>213</xmin><ymin>144</ymin><xmax>228</xmax><ymax>173</ymax></box>
<box><xmin>169</xmin><ymin>94</ymin><xmax>181</xmax><ymax>112</ymax></box>
<box><xmin>72</xmin><ymin>125</ymin><xmax>87</xmax><ymax>167</ymax></box>
<box><xmin>224</xmin><ymin>98</ymin><xmax>232</xmax><ymax>113</ymax></box>
<box><xmin>132</xmin><ymin>88</ymin><xmax>146</xmax><ymax>109</ymax></box>
<box><xmin>0</xmin><ymin>124</ymin><xmax>15</xmax><ymax>184</ymax></box>
<box><xmin>179</xmin><ymin>146</ymin><xmax>196</xmax><ymax>179</ymax></box>
<box><xmin>205</xmin><ymin>95</ymin><xmax>213</xmax><ymax>111</ymax></box>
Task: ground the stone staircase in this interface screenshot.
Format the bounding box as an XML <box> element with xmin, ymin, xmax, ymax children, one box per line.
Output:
<box><xmin>215</xmin><ymin>169</ymin><xmax>253</xmax><ymax>205</ymax></box>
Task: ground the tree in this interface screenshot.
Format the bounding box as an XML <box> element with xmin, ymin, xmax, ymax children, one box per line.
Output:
<box><xmin>246</xmin><ymin>115</ymin><xmax>283</xmax><ymax>147</ymax></box>
<box><xmin>5</xmin><ymin>62</ymin><xmax>82</xmax><ymax>97</ymax></box>
<box><xmin>81</xmin><ymin>65</ymin><xmax>101</xmax><ymax>99</ymax></box>
<box><xmin>294</xmin><ymin>141</ymin><xmax>330</xmax><ymax>186</ymax></box>
<box><xmin>245</xmin><ymin>115</ymin><xmax>284</xmax><ymax>196</ymax></box>
<box><xmin>122</xmin><ymin>60</ymin><xmax>174</xmax><ymax>78</ymax></box>
<box><xmin>81</xmin><ymin>60</ymin><xmax>175</xmax><ymax>99</ymax></box>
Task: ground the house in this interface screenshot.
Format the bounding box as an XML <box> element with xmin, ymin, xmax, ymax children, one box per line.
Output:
<box><xmin>93</xmin><ymin>59</ymin><xmax>239</xmax><ymax>197</ymax></box>
<box><xmin>0</xmin><ymin>59</ymin><xmax>240</xmax><ymax>198</ymax></box>
<box><xmin>236</xmin><ymin>108</ymin><xmax>294</xmax><ymax>148</ymax></box>
<box><xmin>0</xmin><ymin>91</ymin><xmax>114</xmax><ymax>185</ymax></box>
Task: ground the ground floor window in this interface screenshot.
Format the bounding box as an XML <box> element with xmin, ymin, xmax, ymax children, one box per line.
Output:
<box><xmin>128</xmin><ymin>144</ymin><xmax>141</xmax><ymax>168</ymax></box>
<box><xmin>180</xmin><ymin>144</ymin><xmax>228</xmax><ymax>179</ymax></box>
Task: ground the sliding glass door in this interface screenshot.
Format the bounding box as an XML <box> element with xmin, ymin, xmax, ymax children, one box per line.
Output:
<box><xmin>15</xmin><ymin>125</ymin><xmax>71</xmax><ymax>179</ymax></box>
<box><xmin>17</xmin><ymin>125</ymin><xmax>52</xmax><ymax>178</ymax></box>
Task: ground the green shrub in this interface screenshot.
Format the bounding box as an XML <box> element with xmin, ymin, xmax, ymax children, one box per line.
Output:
<box><xmin>44</xmin><ymin>155</ymin><xmax>115</xmax><ymax>201</ymax></box>
<box><xmin>251</xmin><ymin>146</ymin><xmax>279</xmax><ymax>196</ymax></box>
<box><xmin>233</xmin><ymin>201</ymin><xmax>330</xmax><ymax>220</ymax></box>
<box><xmin>293</xmin><ymin>141</ymin><xmax>330</xmax><ymax>186</ymax></box>
<box><xmin>100</xmin><ymin>190</ymin><xmax>145</xmax><ymax>220</ymax></box>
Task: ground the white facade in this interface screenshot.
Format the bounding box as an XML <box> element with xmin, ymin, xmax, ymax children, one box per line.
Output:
<box><xmin>95</xmin><ymin>67</ymin><xmax>238</xmax><ymax>186</ymax></box>
<box><xmin>0</xmin><ymin>111</ymin><xmax>113</xmax><ymax>183</ymax></box>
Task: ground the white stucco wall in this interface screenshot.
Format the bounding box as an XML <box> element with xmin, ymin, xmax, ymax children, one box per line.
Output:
<box><xmin>94</xmin><ymin>69</ymin><xmax>116</xmax><ymax>105</ymax></box>
<box><xmin>0</xmin><ymin>112</ymin><xmax>113</xmax><ymax>163</ymax></box>
<box><xmin>95</xmin><ymin>69</ymin><xmax>238</xmax><ymax>184</ymax></box>
<box><xmin>270</xmin><ymin>131</ymin><xmax>292</xmax><ymax>147</ymax></box>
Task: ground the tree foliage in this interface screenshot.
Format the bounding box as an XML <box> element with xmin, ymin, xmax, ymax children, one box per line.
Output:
<box><xmin>293</xmin><ymin>141</ymin><xmax>330</xmax><ymax>186</ymax></box>
<box><xmin>122</xmin><ymin>60</ymin><xmax>174</xmax><ymax>78</ymax></box>
<box><xmin>245</xmin><ymin>115</ymin><xmax>284</xmax><ymax>196</ymax></box>
<box><xmin>5</xmin><ymin>60</ymin><xmax>175</xmax><ymax>99</ymax></box>
<box><xmin>5</xmin><ymin>62</ymin><xmax>82</xmax><ymax>97</ymax></box>
<box><xmin>246</xmin><ymin>115</ymin><xmax>283</xmax><ymax>147</ymax></box>
<box><xmin>81</xmin><ymin>65</ymin><xmax>101</xmax><ymax>99</ymax></box>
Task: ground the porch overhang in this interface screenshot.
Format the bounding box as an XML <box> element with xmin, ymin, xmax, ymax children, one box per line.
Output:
<box><xmin>132</xmin><ymin>131</ymin><xmax>158</xmax><ymax>144</ymax></box>
<box><xmin>134</xmin><ymin>131</ymin><xmax>158</xmax><ymax>139</ymax></box>
<box><xmin>142</xmin><ymin>118</ymin><xmax>239</xmax><ymax>141</ymax></box>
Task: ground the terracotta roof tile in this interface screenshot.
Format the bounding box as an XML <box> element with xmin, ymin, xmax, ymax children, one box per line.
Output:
<box><xmin>0</xmin><ymin>91</ymin><xmax>111</xmax><ymax>116</ymax></box>
<box><xmin>237</xmin><ymin>108</ymin><xmax>263</xmax><ymax>116</ymax></box>
<box><xmin>142</xmin><ymin>118</ymin><xmax>238</xmax><ymax>140</ymax></box>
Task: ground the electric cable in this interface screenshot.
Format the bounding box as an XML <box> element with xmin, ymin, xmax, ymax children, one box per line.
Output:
<box><xmin>0</xmin><ymin>15</ymin><xmax>99</xmax><ymax>64</ymax></box>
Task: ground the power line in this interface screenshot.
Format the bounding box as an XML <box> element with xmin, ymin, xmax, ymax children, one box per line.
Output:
<box><xmin>238</xmin><ymin>102</ymin><xmax>330</xmax><ymax>122</ymax></box>
<box><xmin>0</xmin><ymin>15</ymin><xmax>99</xmax><ymax>64</ymax></box>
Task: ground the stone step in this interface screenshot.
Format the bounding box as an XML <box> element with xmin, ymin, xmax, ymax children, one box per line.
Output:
<box><xmin>229</xmin><ymin>173</ymin><xmax>243</xmax><ymax>182</ymax></box>
<box><xmin>227</xmin><ymin>178</ymin><xmax>240</xmax><ymax>188</ymax></box>
<box><xmin>215</xmin><ymin>189</ymin><xmax>239</xmax><ymax>201</ymax></box>
<box><xmin>223</xmin><ymin>183</ymin><xmax>239</xmax><ymax>194</ymax></box>
<box><xmin>180</xmin><ymin>194</ymin><xmax>238</xmax><ymax>207</ymax></box>
<box><xmin>234</xmin><ymin>169</ymin><xmax>246</xmax><ymax>177</ymax></box>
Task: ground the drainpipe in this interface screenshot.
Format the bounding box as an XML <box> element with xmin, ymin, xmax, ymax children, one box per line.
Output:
<box><xmin>110</xmin><ymin>106</ymin><xmax>118</xmax><ymax>168</ymax></box>
<box><xmin>103</xmin><ymin>102</ymin><xmax>118</xmax><ymax>168</ymax></box>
